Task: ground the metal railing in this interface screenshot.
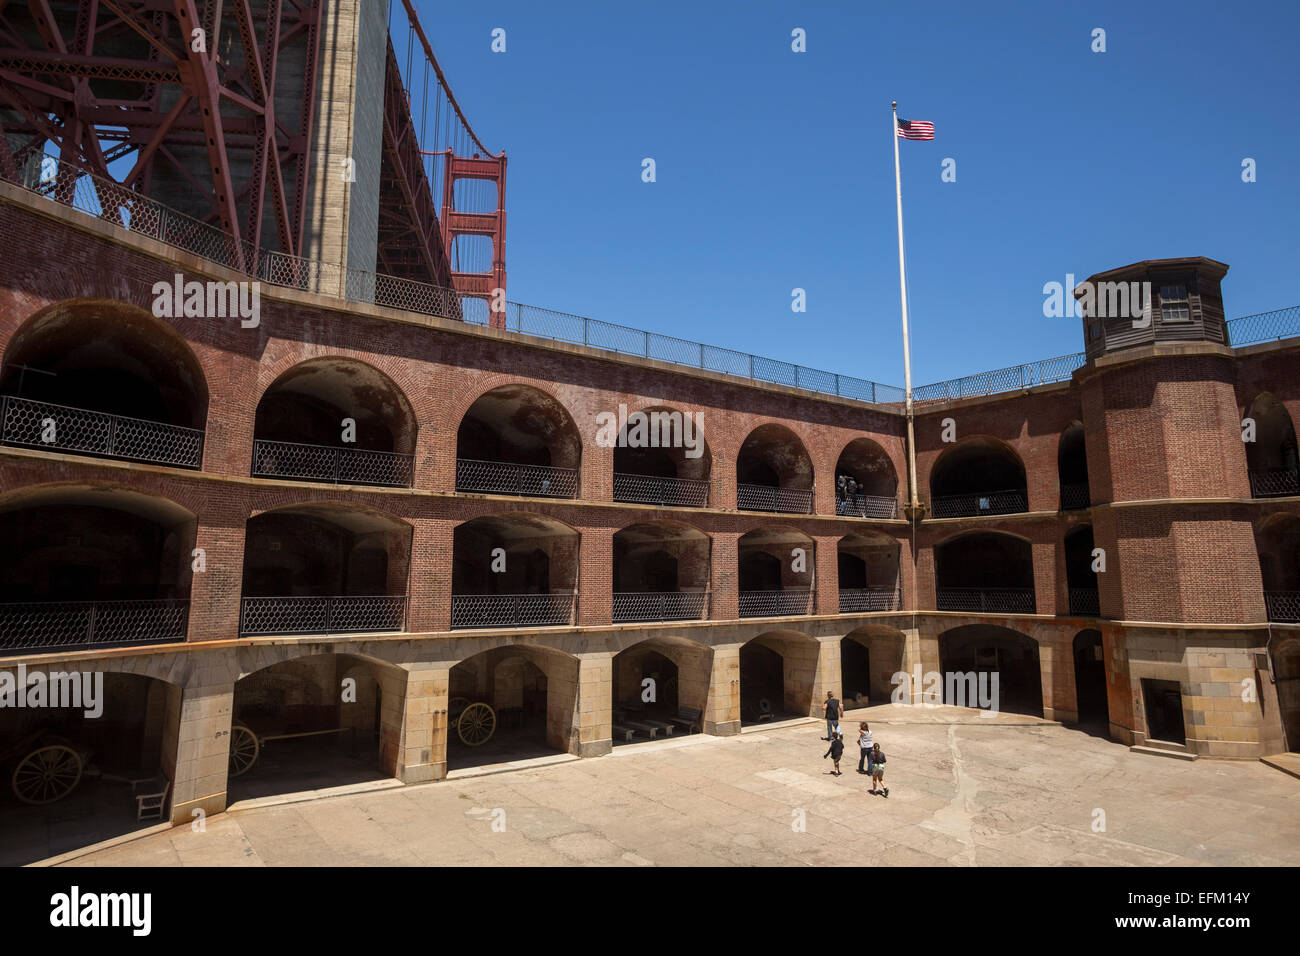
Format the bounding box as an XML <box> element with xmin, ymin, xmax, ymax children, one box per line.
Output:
<box><xmin>913</xmin><ymin>353</ymin><xmax>1085</xmax><ymax>405</ymax></box>
<box><xmin>239</xmin><ymin>595</ymin><xmax>406</xmax><ymax>636</ymax></box>
<box><xmin>0</xmin><ymin>599</ymin><xmax>189</xmax><ymax>654</ymax></box>
<box><xmin>836</xmin><ymin>493</ymin><xmax>899</xmax><ymax>518</ymax></box>
<box><xmin>736</xmin><ymin>483</ymin><xmax>814</xmax><ymax>514</ymax></box>
<box><xmin>1226</xmin><ymin>305</ymin><xmax>1300</xmax><ymax>347</ymax></box>
<box><xmin>454</xmin><ymin>458</ymin><xmax>580</xmax><ymax>498</ymax></box>
<box><xmin>251</xmin><ymin>438</ymin><xmax>414</xmax><ymax>487</ymax></box>
<box><xmin>1248</xmin><ymin>468</ymin><xmax>1300</xmax><ymax>499</ymax></box>
<box><xmin>936</xmin><ymin>587</ymin><xmax>1036</xmax><ymax>614</ymax></box>
<box><xmin>1060</xmin><ymin>483</ymin><xmax>1091</xmax><ymax>510</ymax></box>
<box><xmin>11</xmin><ymin>152</ymin><xmax>1299</xmax><ymax>418</ymax></box>
<box><xmin>612</xmin><ymin>591</ymin><xmax>710</xmax><ymax>623</ymax></box>
<box><xmin>738</xmin><ymin>588</ymin><xmax>814</xmax><ymax>618</ymax></box>
<box><xmin>930</xmin><ymin>489</ymin><xmax>1029</xmax><ymax>518</ymax></box>
<box><xmin>838</xmin><ymin>587</ymin><xmax>902</xmax><ymax>613</ymax></box>
<box><xmin>1068</xmin><ymin>588</ymin><xmax>1101</xmax><ymax>617</ymax></box>
<box><xmin>613</xmin><ymin>472</ymin><xmax>710</xmax><ymax>508</ymax></box>
<box><xmin>1264</xmin><ymin>591</ymin><xmax>1300</xmax><ymax>623</ymax></box>
<box><xmin>1</xmin><ymin>395</ymin><xmax>203</xmax><ymax>468</ymax></box>
<box><xmin>2</xmin><ymin>151</ymin><xmax>903</xmax><ymax>407</ymax></box>
<box><xmin>451</xmin><ymin>593</ymin><xmax>576</xmax><ymax>629</ymax></box>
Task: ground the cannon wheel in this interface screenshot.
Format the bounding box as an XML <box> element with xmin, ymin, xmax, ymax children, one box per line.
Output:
<box><xmin>228</xmin><ymin>723</ymin><xmax>260</xmax><ymax>777</ymax></box>
<box><xmin>12</xmin><ymin>742</ymin><xmax>83</xmax><ymax>805</ymax></box>
<box><xmin>457</xmin><ymin>702</ymin><xmax>496</xmax><ymax>747</ymax></box>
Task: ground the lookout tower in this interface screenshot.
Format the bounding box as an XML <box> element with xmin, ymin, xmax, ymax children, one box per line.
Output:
<box><xmin>1074</xmin><ymin>257</ymin><xmax>1230</xmax><ymax>361</ymax></box>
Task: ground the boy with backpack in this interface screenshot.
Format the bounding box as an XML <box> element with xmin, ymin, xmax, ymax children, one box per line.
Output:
<box><xmin>823</xmin><ymin>731</ymin><xmax>845</xmax><ymax>776</ymax></box>
<box><xmin>868</xmin><ymin>742</ymin><xmax>888</xmax><ymax>796</ymax></box>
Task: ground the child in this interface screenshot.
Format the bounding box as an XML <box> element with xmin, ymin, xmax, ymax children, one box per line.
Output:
<box><xmin>823</xmin><ymin>731</ymin><xmax>844</xmax><ymax>776</ymax></box>
<box><xmin>868</xmin><ymin>742</ymin><xmax>888</xmax><ymax>796</ymax></box>
<box><xmin>857</xmin><ymin>722</ymin><xmax>873</xmax><ymax>774</ymax></box>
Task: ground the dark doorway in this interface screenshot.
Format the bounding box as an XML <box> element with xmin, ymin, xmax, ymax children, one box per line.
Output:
<box><xmin>739</xmin><ymin>642</ymin><xmax>784</xmax><ymax>724</ymax></box>
<box><xmin>1072</xmin><ymin>629</ymin><xmax>1108</xmax><ymax>725</ymax></box>
<box><xmin>841</xmin><ymin>638</ymin><xmax>870</xmax><ymax>703</ymax></box>
<box><xmin>938</xmin><ymin>625</ymin><xmax>1043</xmax><ymax>717</ymax></box>
<box><xmin>1141</xmin><ymin>678</ymin><xmax>1186</xmax><ymax>744</ymax></box>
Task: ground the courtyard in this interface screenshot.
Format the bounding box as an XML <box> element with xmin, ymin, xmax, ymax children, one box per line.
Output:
<box><xmin>38</xmin><ymin>705</ymin><xmax>1300</xmax><ymax>868</ymax></box>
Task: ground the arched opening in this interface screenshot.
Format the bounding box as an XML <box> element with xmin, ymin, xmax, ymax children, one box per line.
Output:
<box><xmin>1256</xmin><ymin>514</ymin><xmax>1300</xmax><ymax>622</ymax></box>
<box><xmin>1058</xmin><ymin>422</ymin><xmax>1091</xmax><ymax>510</ymax></box>
<box><xmin>930</xmin><ymin>437</ymin><xmax>1028</xmax><ymax>517</ymax></box>
<box><xmin>0</xmin><ymin>485</ymin><xmax>194</xmax><ymax>654</ymax></box>
<box><xmin>612</xmin><ymin>521</ymin><xmax>711</xmax><ymax>622</ymax></box>
<box><xmin>0</xmin><ymin>671</ymin><xmax>183</xmax><ymax>865</ymax></box>
<box><xmin>611</xmin><ymin>637</ymin><xmax>712</xmax><ymax>743</ymax></box>
<box><xmin>446</xmin><ymin>645</ymin><xmax>579</xmax><ymax>772</ymax></box>
<box><xmin>841</xmin><ymin>626</ymin><xmax>906</xmax><ymax>707</ymax></box>
<box><xmin>738</xmin><ymin>527</ymin><xmax>814</xmax><ymax>617</ymax></box>
<box><xmin>239</xmin><ymin>505</ymin><xmax>411</xmax><ymax>635</ymax></box>
<box><xmin>612</xmin><ymin>405</ymin><xmax>711</xmax><ymax>507</ymax></box>
<box><xmin>455</xmin><ymin>384</ymin><xmax>581</xmax><ymax>498</ymax></box>
<box><xmin>739</xmin><ymin>631</ymin><xmax>818</xmax><ymax>724</ymax></box>
<box><xmin>451</xmin><ymin>514</ymin><xmax>579</xmax><ymax>628</ymax></box>
<box><xmin>939</xmin><ymin>625</ymin><xmax>1043</xmax><ymax>717</ymax></box>
<box><xmin>228</xmin><ymin>653</ymin><xmax>401</xmax><ymax>802</ymax></box>
<box><xmin>0</xmin><ymin>299</ymin><xmax>207</xmax><ymax>468</ymax></box>
<box><xmin>1270</xmin><ymin>637</ymin><xmax>1300</xmax><ymax>753</ymax></box>
<box><xmin>736</xmin><ymin>424</ymin><xmax>814</xmax><ymax>514</ymax></box>
<box><xmin>1245</xmin><ymin>394</ymin><xmax>1299</xmax><ymax>498</ymax></box>
<box><xmin>1065</xmin><ymin>525</ymin><xmax>1100</xmax><ymax>616</ymax></box>
<box><xmin>837</xmin><ymin>531</ymin><xmax>901</xmax><ymax>612</ymax></box>
<box><xmin>251</xmin><ymin>358</ymin><xmax>416</xmax><ymax>487</ymax></box>
<box><xmin>1072</xmin><ymin>629</ymin><xmax>1108</xmax><ymax>726</ymax></box>
<box><xmin>835</xmin><ymin>438</ymin><xmax>899</xmax><ymax>517</ymax></box>
<box><xmin>935</xmin><ymin>532</ymin><xmax>1036</xmax><ymax>613</ymax></box>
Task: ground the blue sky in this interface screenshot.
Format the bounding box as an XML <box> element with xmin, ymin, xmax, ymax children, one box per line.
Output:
<box><xmin>412</xmin><ymin>0</ymin><xmax>1300</xmax><ymax>388</ymax></box>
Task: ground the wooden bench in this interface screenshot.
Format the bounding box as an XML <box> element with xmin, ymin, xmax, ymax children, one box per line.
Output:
<box><xmin>669</xmin><ymin>707</ymin><xmax>703</xmax><ymax>734</ymax></box>
<box><xmin>640</xmin><ymin>719</ymin><xmax>675</xmax><ymax>737</ymax></box>
<box><xmin>612</xmin><ymin>724</ymin><xmax>637</xmax><ymax>742</ymax></box>
<box><xmin>623</xmin><ymin>720</ymin><xmax>659</xmax><ymax>739</ymax></box>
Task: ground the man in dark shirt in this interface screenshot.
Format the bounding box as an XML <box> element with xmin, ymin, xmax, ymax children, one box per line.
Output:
<box><xmin>823</xmin><ymin>691</ymin><xmax>841</xmax><ymax>740</ymax></box>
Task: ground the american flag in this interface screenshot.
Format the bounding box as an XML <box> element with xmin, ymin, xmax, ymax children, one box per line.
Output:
<box><xmin>896</xmin><ymin>118</ymin><xmax>935</xmax><ymax>141</ymax></box>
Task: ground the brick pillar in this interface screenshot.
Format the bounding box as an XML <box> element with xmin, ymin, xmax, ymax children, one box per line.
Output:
<box><xmin>188</xmin><ymin>506</ymin><xmax>246</xmax><ymax>642</ymax></box>
<box><xmin>814</xmin><ymin>476</ymin><xmax>836</xmax><ymax>516</ymax></box>
<box><xmin>408</xmin><ymin>517</ymin><xmax>452</xmax><ymax>632</ymax></box>
<box><xmin>705</xmin><ymin>643</ymin><xmax>741</xmax><ymax>735</ymax></box>
<box><xmin>168</xmin><ymin>680</ymin><xmax>235</xmax><ymax>825</ymax></box>
<box><xmin>715</xmin><ymin>455</ymin><xmax>737</xmax><ymax>510</ymax></box>
<box><xmin>584</xmin><ymin>438</ymin><xmax>613</xmax><ymax>503</ymax></box>
<box><xmin>711</xmin><ymin>531</ymin><xmax>739</xmax><ymax>620</ymax></box>
<box><xmin>1033</xmin><ymin>536</ymin><xmax>1059</xmax><ymax>616</ymax></box>
<box><xmin>379</xmin><ymin>665</ymin><xmax>446</xmax><ymax>783</ymax></box>
<box><xmin>577</xmin><ymin>524</ymin><xmax>612</xmax><ymax>626</ymax></box>
<box><xmin>813</xmin><ymin>534</ymin><xmax>838</xmax><ymax>615</ymax></box>
<box><xmin>413</xmin><ymin>419</ymin><xmax>446</xmax><ymax>491</ymax></box>
<box><xmin>576</xmin><ymin>653</ymin><xmax>613</xmax><ymax>757</ymax></box>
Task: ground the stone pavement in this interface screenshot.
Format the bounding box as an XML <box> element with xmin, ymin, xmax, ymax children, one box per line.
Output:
<box><xmin>54</xmin><ymin>706</ymin><xmax>1300</xmax><ymax>867</ymax></box>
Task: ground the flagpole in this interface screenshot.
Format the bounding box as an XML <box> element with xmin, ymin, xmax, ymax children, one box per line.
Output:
<box><xmin>892</xmin><ymin>101</ymin><xmax>920</xmax><ymax>513</ymax></box>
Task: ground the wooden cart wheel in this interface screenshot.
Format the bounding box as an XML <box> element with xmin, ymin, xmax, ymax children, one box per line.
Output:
<box><xmin>228</xmin><ymin>723</ymin><xmax>260</xmax><ymax>777</ymax></box>
<box><xmin>457</xmin><ymin>702</ymin><xmax>496</xmax><ymax>747</ymax></box>
<box><xmin>12</xmin><ymin>743</ymin><xmax>83</xmax><ymax>804</ymax></box>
